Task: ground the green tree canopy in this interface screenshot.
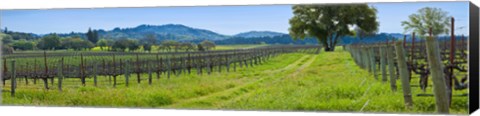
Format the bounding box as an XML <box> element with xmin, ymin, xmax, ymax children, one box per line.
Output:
<box><xmin>1</xmin><ymin>33</ymin><xmax>14</xmax><ymax>45</ymax></box>
<box><xmin>289</xmin><ymin>4</ymin><xmax>379</xmax><ymax>51</ymax></box>
<box><xmin>37</xmin><ymin>34</ymin><xmax>61</xmax><ymax>50</ymax></box>
<box><xmin>86</xmin><ymin>28</ymin><xmax>99</xmax><ymax>43</ymax></box>
<box><xmin>112</xmin><ymin>38</ymin><xmax>139</xmax><ymax>52</ymax></box>
<box><xmin>179</xmin><ymin>42</ymin><xmax>196</xmax><ymax>51</ymax></box>
<box><xmin>61</xmin><ymin>37</ymin><xmax>94</xmax><ymax>50</ymax></box>
<box><xmin>401</xmin><ymin>7</ymin><xmax>450</xmax><ymax>37</ymax></box>
<box><xmin>143</xmin><ymin>33</ymin><xmax>157</xmax><ymax>45</ymax></box>
<box><xmin>142</xmin><ymin>43</ymin><xmax>152</xmax><ymax>52</ymax></box>
<box><xmin>197</xmin><ymin>44</ymin><xmax>205</xmax><ymax>51</ymax></box>
<box><xmin>12</xmin><ymin>39</ymin><xmax>35</xmax><ymax>50</ymax></box>
<box><xmin>112</xmin><ymin>38</ymin><xmax>130</xmax><ymax>52</ymax></box>
<box><xmin>96</xmin><ymin>39</ymin><xmax>108</xmax><ymax>48</ymax></box>
<box><xmin>127</xmin><ymin>39</ymin><xmax>140</xmax><ymax>52</ymax></box>
<box><xmin>200</xmin><ymin>40</ymin><xmax>216</xmax><ymax>51</ymax></box>
<box><xmin>141</xmin><ymin>34</ymin><xmax>157</xmax><ymax>52</ymax></box>
<box><xmin>96</xmin><ymin>39</ymin><xmax>114</xmax><ymax>50</ymax></box>
<box><xmin>160</xmin><ymin>40</ymin><xmax>179</xmax><ymax>52</ymax></box>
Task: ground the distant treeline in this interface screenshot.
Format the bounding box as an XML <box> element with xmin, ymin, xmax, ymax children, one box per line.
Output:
<box><xmin>1</xmin><ymin>28</ymin><xmax>469</xmax><ymax>54</ymax></box>
<box><xmin>182</xmin><ymin>34</ymin><xmax>319</xmax><ymax>45</ymax></box>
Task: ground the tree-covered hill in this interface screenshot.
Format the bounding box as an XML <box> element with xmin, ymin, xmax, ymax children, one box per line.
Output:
<box><xmin>97</xmin><ymin>24</ymin><xmax>230</xmax><ymax>41</ymax></box>
<box><xmin>233</xmin><ymin>31</ymin><xmax>287</xmax><ymax>38</ymax></box>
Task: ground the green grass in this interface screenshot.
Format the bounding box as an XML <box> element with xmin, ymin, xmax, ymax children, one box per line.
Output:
<box><xmin>1</xmin><ymin>47</ymin><xmax>468</xmax><ymax>114</ymax></box>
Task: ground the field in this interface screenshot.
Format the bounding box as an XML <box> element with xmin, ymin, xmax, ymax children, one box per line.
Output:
<box><xmin>1</xmin><ymin>47</ymin><xmax>468</xmax><ymax>114</ymax></box>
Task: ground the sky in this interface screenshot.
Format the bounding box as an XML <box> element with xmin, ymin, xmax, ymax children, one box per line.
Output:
<box><xmin>0</xmin><ymin>1</ymin><xmax>470</xmax><ymax>36</ymax></box>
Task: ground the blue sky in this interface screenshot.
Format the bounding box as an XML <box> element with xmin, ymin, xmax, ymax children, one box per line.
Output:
<box><xmin>0</xmin><ymin>1</ymin><xmax>469</xmax><ymax>36</ymax></box>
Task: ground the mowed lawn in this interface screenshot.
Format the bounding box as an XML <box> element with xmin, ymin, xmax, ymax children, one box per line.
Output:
<box><xmin>1</xmin><ymin>47</ymin><xmax>468</xmax><ymax>114</ymax></box>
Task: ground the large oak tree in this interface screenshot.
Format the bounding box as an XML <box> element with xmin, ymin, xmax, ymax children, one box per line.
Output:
<box><xmin>289</xmin><ymin>4</ymin><xmax>379</xmax><ymax>51</ymax></box>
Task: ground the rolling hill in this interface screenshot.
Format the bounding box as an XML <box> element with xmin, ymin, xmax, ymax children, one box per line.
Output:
<box><xmin>234</xmin><ymin>31</ymin><xmax>287</xmax><ymax>38</ymax></box>
<box><xmin>97</xmin><ymin>24</ymin><xmax>230</xmax><ymax>41</ymax></box>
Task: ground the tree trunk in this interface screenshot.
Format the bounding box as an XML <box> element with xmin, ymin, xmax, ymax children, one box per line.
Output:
<box><xmin>324</xmin><ymin>46</ymin><xmax>334</xmax><ymax>52</ymax></box>
<box><xmin>324</xmin><ymin>44</ymin><xmax>335</xmax><ymax>52</ymax></box>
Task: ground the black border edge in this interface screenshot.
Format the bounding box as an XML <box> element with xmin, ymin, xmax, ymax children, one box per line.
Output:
<box><xmin>469</xmin><ymin>1</ymin><xmax>480</xmax><ymax>114</ymax></box>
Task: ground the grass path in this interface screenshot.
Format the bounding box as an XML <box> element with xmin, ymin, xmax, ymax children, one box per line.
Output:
<box><xmin>214</xmin><ymin>55</ymin><xmax>319</xmax><ymax>108</ymax></box>
<box><xmin>164</xmin><ymin>55</ymin><xmax>313</xmax><ymax>108</ymax></box>
<box><xmin>163</xmin><ymin>48</ymin><xmax>467</xmax><ymax>115</ymax></box>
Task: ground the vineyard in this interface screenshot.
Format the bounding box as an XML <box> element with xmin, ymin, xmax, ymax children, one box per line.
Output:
<box><xmin>1</xmin><ymin>45</ymin><xmax>320</xmax><ymax>94</ymax></box>
<box><xmin>0</xmin><ymin>44</ymin><xmax>469</xmax><ymax>114</ymax></box>
<box><xmin>345</xmin><ymin>26</ymin><xmax>469</xmax><ymax>113</ymax></box>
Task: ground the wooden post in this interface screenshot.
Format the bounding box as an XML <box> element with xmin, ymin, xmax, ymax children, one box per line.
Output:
<box><xmin>200</xmin><ymin>54</ymin><xmax>204</xmax><ymax>75</ymax></box>
<box><xmin>24</xmin><ymin>62</ymin><xmax>28</xmax><ymax>85</ymax></box>
<box><xmin>58</xmin><ymin>57</ymin><xmax>64</xmax><ymax>92</ymax></box>
<box><xmin>148</xmin><ymin>62</ymin><xmax>152</xmax><ymax>85</ymax></box>
<box><xmin>167</xmin><ymin>56</ymin><xmax>171</xmax><ymax>79</ymax></box>
<box><xmin>365</xmin><ymin>47</ymin><xmax>371</xmax><ymax>71</ymax></box>
<box><xmin>386</xmin><ymin>46</ymin><xmax>397</xmax><ymax>92</ymax></box>
<box><xmin>447</xmin><ymin>17</ymin><xmax>455</xmax><ymax>106</ymax></box>
<box><xmin>207</xmin><ymin>55</ymin><xmax>211</xmax><ymax>75</ymax></box>
<box><xmin>249</xmin><ymin>54</ymin><xmax>253</xmax><ymax>67</ymax></box>
<box><xmin>177</xmin><ymin>57</ymin><xmax>181</xmax><ymax>76</ymax></box>
<box><xmin>104</xmin><ymin>59</ymin><xmax>111</xmax><ymax>85</ymax></box>
<box><xmin>239</xmin><ymin>52</ymin><xmax>243</xmax><ymax>69</ymax></box>
<box><xmin>183</xmin><ymin>56</ymin><xmax>187</xmax><ymax>75</ymax></box>
<box><xmin>80</xmin><ymin>53</ymin><xmax>85</xmax><ymax>86</ymax></box>
<box><xmin>425</xmin><ymin>35</ymin><xmax>450</xmax><ymax>114</ymax></box>
<box><xmin>370</xmin><ymin>48</ymin><xmax>378</xmax><ymax>80</ymax></box>
<box><xmin>218</xmin><ymin>56</ymin><xmax>222</xmax><ymax>73</ymax></box>
<box><xmin>113</xmin><ymin>55</ymin><xmax>117</xmax><ymax>87</ymax></box>
<box><xmin>254</xmin><ymin>51</ymin><xmax>258</xmax><ymax>65</ymax></box>
<box><xmin>244</xmin><ymin>53</ymin><xmax>248</xmax><ymax>68</ymax></box>
<box><xmin>33</xmin><ymin>59</ymin><xmax>37</xmax><ymax>85</ymax></box>
<box><xmin>357</xmin><ymin>47</ymin><xmax>362</xmax><ymax>67</ymax></box>
<box><xmin>11</xmin><ymin>60</ymin><xmax>16</xmax><ymax>97</ymax></box>
<box><xmin>94</xmin><ymin>62</ymin><xmax>98</xmax><ymax>87</ymax></box>
<box><xmin>411</xmin><ymin>32</ymin><xmax>415</xmax><ymax>63</ymax></box>
<box><xmin>233</xmin><ymin>52</ymin><xmax>237</xmax><ymax>72</ymax></box>
<box><xmin>2</xmin><ymin>58</ymin><xmax>6</xmax><ymax>87</ymax></box>
<box><xmin>380</xmin><ymin>47</ymin><xmax>387</xmax><ymax>82</ymax></box>
<box><xmin>394</xmin><ymin>41</ymin><xmax>414</xmax><ymax>109</ymax></box>
<box><xmin>187</xmin><ymin>53</ymin><xmax>192</xmax><ymax>74</ymax></box>
<box><xmin>226</xmin><ymin>54</ymin><xmax>230</xmax><ymax>72</ymax></box>
<box><xmin>156</xmin><ymin>54</ymin><xmax>161</xmax><ymax>79</ymax></box>
<box><xmin>43</xmin><ymin>51</ymin><xmax>49</xmax><ymax>89</ymax></box>
<box><xmin>136</xmin><ymin>54</ymin><xmax>141</xmax><ymax>84</ymax></box>
<box><xmin>361</xmin><ymin>47</ymin><xmax>368</xmax><ymax>69</ymax></box>
<box><xmin>125</xmin><ymin>60</ymin><xmax>130</xmax><ymax>87</ymax></box>
<box><xmin>196</xmin><ymin>55</ymin><xmax>201</xmax><ymax>75</ymax></box>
